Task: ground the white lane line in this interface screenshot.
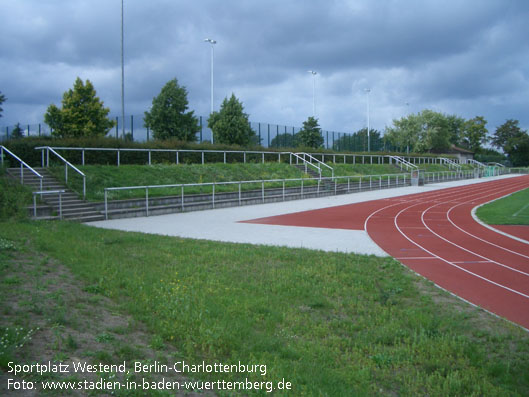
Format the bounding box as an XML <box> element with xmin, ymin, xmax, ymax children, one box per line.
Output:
<box><xmin>420</xmin><ymin>186</ymin><xmax>529</xmax><ymax>277</ymax></box>
<box><xmin>514</xmin><ymin>202</ymin><xmax>529</xmax><ymax>218</ymax></box>
<box><xmin>394</xmin><ymin>203</ymin><xmax>529</xmax><ymax>299</ymax></box>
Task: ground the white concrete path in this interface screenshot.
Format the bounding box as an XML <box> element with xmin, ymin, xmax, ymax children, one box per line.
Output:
<box><xmin>89</xmin><ymin>175</ymin><xmax>518</xmax><ymax>256</ymax></box>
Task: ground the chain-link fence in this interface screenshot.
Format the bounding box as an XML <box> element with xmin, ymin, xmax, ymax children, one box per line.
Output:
<box><xmin>1</xmin><ymin>115</ymin><xmax>392</xmax><ymax>152</ymax></box>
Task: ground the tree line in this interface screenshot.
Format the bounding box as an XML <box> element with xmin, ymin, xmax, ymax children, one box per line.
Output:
<box><xmin>1</xmin><ymin>78</ymin><xmax>528</xmax><ymax>165</ymax></box>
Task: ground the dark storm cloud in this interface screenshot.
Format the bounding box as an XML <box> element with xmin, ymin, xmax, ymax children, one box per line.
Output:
<box><xmin>1</xmin><ymin>0</ymin><xmax>528</xmax><ymax>134</ymax></box>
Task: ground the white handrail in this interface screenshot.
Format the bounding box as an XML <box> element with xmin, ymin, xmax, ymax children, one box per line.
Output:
<box><xmin>297</xmin><ymin>152</ymin><xmax>334</xmax><ymax>178</ymax></box>
<box><xmin>33</xmin><ymin>190</ymin><xmax>65</xmax><ymax>219</ymax></box>
<box><xmin>467</xmin><ymin>159</ymin><xmax>486</xmax><ymax>168</ymax></box>
<box><xmin>439</xmin><ymin>157</ymin><xmax>462</xmax><ymax>171</ymax></box>
<box><xmin>103</xmin><ymin>172</ymin><xmax>409</xmax><ymax>219</ymax></box>
<box><xmin>1</xmin><ymin>145</ymin><xmax>43</xmax><ymax>191</ymax></box>
<box><xmin>291</xmin><ymin>152</ymin><xmax>322</xmax><ymax>177</ymax></box>
<box><xmin>37</xmin><ymin>146</ymin><xmax>86</xmax><ymax>198</ymax></box>
<box><xmin>389</xmin><ymin>155</ymin><xmax>418</xmax><ymax>171</ymax></box>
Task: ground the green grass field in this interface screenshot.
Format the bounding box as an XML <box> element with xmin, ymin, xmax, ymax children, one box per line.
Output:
<box><xmin>1</xmin><ymin>173</ymin><xmax>529</xmax><ymax>396</ymax></box>
<box><xmin>476</xmin><ymin>188</ymin><xmax>529</xmax><ymax>225</ymax></box>
<box><xmin>49</xmin><ymin>163</ymin><xmax>456</xmax><ymax>202</ymax></box>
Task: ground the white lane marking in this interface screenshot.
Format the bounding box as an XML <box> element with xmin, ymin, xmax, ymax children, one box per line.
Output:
<box><xmin>514</xmin><ymin>202</ymin><xmax>529</xmax><ymax>218</ymax></box>
<box><xmin>394</xmin><ymin>203</ymin><xmax>529</xmax><ymax>299</ymax></box>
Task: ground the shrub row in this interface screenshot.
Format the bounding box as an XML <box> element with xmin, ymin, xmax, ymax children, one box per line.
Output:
<box><xmin>2</xmin><ymin>136</ymin><xmax>449</xmax><ymax>168</ymax></box>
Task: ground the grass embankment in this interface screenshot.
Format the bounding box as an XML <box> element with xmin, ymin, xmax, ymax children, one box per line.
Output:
<box><xmin>1</xmin><ymin>176</ymin><xmax>529</xmax><ymax>396</ymax></box>
<box><xmin>49</xmin><ymin>163</ymin><xmax>311</xmax><ymax>201</ymax></box>
<box><xmin>476</xmin><ymin>188</ymin><xmax>529</xmax><ymax>226</ymax></box>
<box><xmin>49</xmin><ymin>162</ymin><xmax>437</xmax><ymax>202</ymax></box>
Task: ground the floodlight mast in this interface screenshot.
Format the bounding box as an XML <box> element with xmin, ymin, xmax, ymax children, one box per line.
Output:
<box><xmin>121</xmin><ymin>0</ymin><xmax>125</xmax><ymax>139</ymax></box>
<box><xmin>365</xmin><ymin>88</ymin><xmax>371</xmax><ymax>152</ymax></box>
<box><xmin>204</xmin><ymin>38</ymin><xmax>217</xmax><ymax>143</ymax></box>
<box><xmin>308</xmin><ymin>70</ymin><xmax>317</xmax><ymax>117</ymax></box>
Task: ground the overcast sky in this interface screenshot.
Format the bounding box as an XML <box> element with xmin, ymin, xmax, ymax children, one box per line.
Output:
<box><xmin>1</xmin><ymin>0</ymin><xmax>528</xmax><ymax>136</ymax></box>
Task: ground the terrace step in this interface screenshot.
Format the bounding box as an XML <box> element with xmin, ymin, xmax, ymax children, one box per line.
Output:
<box><xmin>6</xmin><ymin>167</ymin><xmax>105</xmax><ymax>222</ymax></box>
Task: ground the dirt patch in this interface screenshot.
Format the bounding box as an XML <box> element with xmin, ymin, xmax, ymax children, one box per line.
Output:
<box><xmin>0</xmin><ymin>242</ymin><xmax>215</xmax><ymax>396</ymax></box>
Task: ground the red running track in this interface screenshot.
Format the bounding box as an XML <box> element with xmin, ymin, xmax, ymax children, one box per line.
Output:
<box><xmin>243</xmin><ymin>176</ymin><xmax>529</xmax><ymax>329</ymax></box>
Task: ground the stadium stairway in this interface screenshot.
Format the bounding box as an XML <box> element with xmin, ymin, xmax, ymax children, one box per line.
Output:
<box><xmin>293</xmin><ymin>164</ymin><xmax>334</xmax><ymax>191</ymax></box>
<box><xmin>5</xmin><ymin>167</ymin><xmax>105</xmax><ymax>222</ymax></box>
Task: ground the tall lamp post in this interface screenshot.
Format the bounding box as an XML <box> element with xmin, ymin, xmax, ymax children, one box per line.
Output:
<box><xmin>121</xmin><ymin>0</ymin><xmax>125</xmax><ymax>139</ymax></box>
<box><xmin>308</xmin><ymin>70</ymin><xmax>317</xmax><ymax>117</ymax></box>
<box><xmin>364</xmin><ymin>88</ymin><xmax>371</xmax><ymax>152</ymax></box>
<box><xmin>204</xmin><ymin>38</ymin><xmax>216</xmax><ymax>143</ymax></box>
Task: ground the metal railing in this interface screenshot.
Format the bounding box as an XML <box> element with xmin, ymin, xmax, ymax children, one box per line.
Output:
<box><xmin>1</xmin><ymin>145</ymin><xmax>43</xmax><ymax>191</ymax></box>
<box><xmin>294</xmin><ymin>152</ymin><xmax>334</xmax><ymax>178</ymax></box>
<box><xmin>467</xmin><ymin>158</ymin><xmax>486</xmax><ymax>168</ymax></box>
<box><xmin>36</xmin><ymin>146</ymin><xmax>86</xmax><ymax>198</ymax></box>
<box><xmin>439</xmin><ymin>157</ymin><xmax>462</xmax><ymax>171</ymax></box>
<box><xmin>32</xmin><ymin>190</ymin><xmax>65</xmax><ymax>219</ymax></box>
<box><xmin>389</xmin><ymin>155</ymin><xmax>419</xmax><ymax>171</ymax></box>
<box><xmin>29</xmin><ymin>146</ymin><xmax>463</xmax><ymax>168</ymax></box>
<box><xmin>423</xmin><ymin>170</ymin><xmax>475</xmax><ymax>183</ymax></box>
<box><xmin>103</xmin><ymin>173</ymin><xmax>409</xmax><ymax>219</ymax></box>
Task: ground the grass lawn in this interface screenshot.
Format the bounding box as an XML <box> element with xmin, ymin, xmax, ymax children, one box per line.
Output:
<box><xmin>476</xmin><ymin>188</ymin><xmax>529</xmax><ymax>225</ymax></box>
<box><xmin>1</xmin><ymin>219</ymin><xmax>529</xmax><ymax>395</ymax></box>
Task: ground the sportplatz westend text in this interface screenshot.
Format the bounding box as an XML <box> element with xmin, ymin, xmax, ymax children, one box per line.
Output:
<box><xmin>6</xmin><ymin>360</ymin><xmax>293</xmax><ymax>393</ymax></box>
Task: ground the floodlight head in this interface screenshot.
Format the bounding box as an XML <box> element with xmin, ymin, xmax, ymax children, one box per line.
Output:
<box><xmin>308</xmin><ymin>70</ymin><xmax>317</xmax><ymax>75</ymax></box>
<box><xmin>204</xmin><ymin>38</ymin><xmax>217</xmax><ymax>44</ymax></box>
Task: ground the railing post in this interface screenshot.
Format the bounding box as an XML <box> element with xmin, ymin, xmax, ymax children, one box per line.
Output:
<box><xmin>82</xmin><ymin>149</ymin><xmax>85</xmax><ymax>166</ymax></box>
<box><xmin>58</xmin><ymin>191</ymin><xmax>63</xmax><ymax>219</ymax></box>
<box><xmin>33</xmin><ymin>194</ymin><xmax>37</xmax><ymax>218</ymax></box>
<box><xmin>145</xmin><ymin>188</ymin><xmax>149</xmax><ymax>216</ymax></box>
<box><xmin>181</xmin><ymin>186</ymin><xmax>185</xmax><ymax>211</ymax></box>
<box><xmin>262</xmin><ymin>181</ymin><xmax>265</xmax><ymax>203</ymax></box>
<box><xmin>239</xmin><ymin>183</ymin><xmax>241</xmax><ymax>206</ymax></box>
<box><xmin>104</xmin><ymin>190</ymin><xmax>108</xmax><ymax>220</ymax></box>
<box><xmin>117</xmin><ymin>150</ymin><xmax>120</xmax><ymax>167</ymax></box>
<box><xmin>148</xmin><ymin>150</ymin><xmax>151</xmax><ymax>165</ymax></box>
<box><xmin>83</xmin><ymin>176</ymin><xmax>86</xmax><ymax>198</ymax></box>
<box><xmin>65</xmin><ymin>164</ymin><xmax>68</xmax><ymax>183</ymax></box>
<box><xmin>46</xmin><ymin>147</ymin><xmax>50</xmax><ymax>167</ymax></box>
<box><xmin>282</xmin><ymin>180</ymin><xmax>285</xmax><ymax>201</ymax></box>
<box><xmin>301</xmin><ymin>179</ymin><xmax>304</xmax><ymax>198</ymax></box>
<box><xmin>212</xmin><ymin>183</ymin><xmax>215</xmax><ymax>208</ymax></box>
<box><xmin>202</xmin><ymin>152</ymin><xmax>204</xmax><ymax>165</ymax></box>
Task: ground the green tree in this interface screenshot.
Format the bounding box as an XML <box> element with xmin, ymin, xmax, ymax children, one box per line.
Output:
<box><xmin>333</xmin><ymin>128</ymin><xmax>382</xmax><ymax>152</ymax></box>
<box><xmin>44</xmin><ymin>77</ymin><xmax>115</xmax><ymax>138</ymax></box>
<box><xmin>144</xmin><ymin>78</ymin><xmax>199</xmax><ymax>141</ymax></box>
<box><xmin>208</xmin><ymin>94</ymin><xmax>256</xmax><ymax>146</ymax></box>
<box><xmin>462</xmin><ymin>116</ymin><xmax>488</xmax><ymax>151</ymax></box>
<box><xmin>0</xmin><ymin>91</ymin><xmax>6</xmax><ymax>118</ymax></box>
<box><xmin>386</xmin><ymin>110</ymin><xmax>458</xmax><ymax>153</ymax></box>
<box><xmin>270</xmin><ymin>132</ymin><xmax>300</xmax><ymax>148</ymax></box>
<box><xmin>492</xmin><ymin>119</ymin><xmax>529</xmax><ymax>166</ymax></box>
<box><xmin>10</xmin><ymin>123</ymin><xmax>24</xmax><ymax>139</ymax></box>
<box><xmin>297</xmin><ymin>116</ymin><xmax>324</xmax><ymax>148</ymax></box>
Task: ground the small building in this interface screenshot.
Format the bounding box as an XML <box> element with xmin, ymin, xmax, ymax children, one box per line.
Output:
<box><xmin>431</xmin><ymin>145</ymin><xmax>474</xmax><ymax>164</ymax></box>
<box><xmin>448</xmin><ymin>145</ymin><xmax>475</xmax><ymax>164</ymax></box>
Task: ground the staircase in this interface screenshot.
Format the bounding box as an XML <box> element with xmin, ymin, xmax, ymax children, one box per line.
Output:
<box><xmin>293</xmin><ymin>164</ymin><xmax>334</xmax><ymax>192</ymax></box>
<box><xmin>6</xmin><ymin>167</ymin><xmax>104</xmax><ymax>222</ymax></box>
